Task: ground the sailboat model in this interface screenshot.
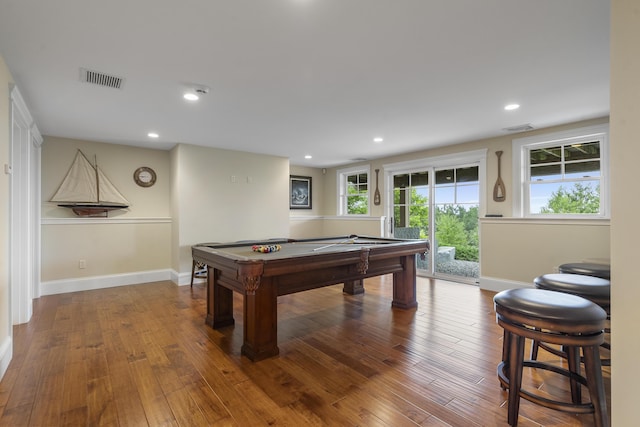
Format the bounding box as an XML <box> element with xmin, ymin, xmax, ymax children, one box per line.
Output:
<box><xmin>50</xmin><ymin>150</ymin><xmax>129</xmax><ymax>217</ymax></box>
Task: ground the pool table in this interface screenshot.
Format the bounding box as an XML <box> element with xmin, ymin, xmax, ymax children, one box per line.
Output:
<box><xmin>191</xmin><ymin>235</ymin><xmax>429</xmax><ymax>361</ymax></box>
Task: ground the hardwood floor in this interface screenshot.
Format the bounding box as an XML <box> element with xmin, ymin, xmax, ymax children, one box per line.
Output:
<box><xmin>0</xmin><ymin>276</ymin><xmax>610</xmax><ymax>426</ymax></box>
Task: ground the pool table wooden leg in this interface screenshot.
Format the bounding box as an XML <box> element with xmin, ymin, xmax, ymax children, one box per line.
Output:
<box><xmin>343</xmin><ymin>279</ymin><xmax>364</xmax><ymax>295</ymax></box>
<box><xmin>205</xmin><ymin>267</ymin><xmax>235</xmax><ymax>328</ymax></box>
<box><xmin>242</xmin><ymin>277</ymin><xmax>279</xmax><ymax>361</ymax></box>
<box><xmin>391</xmin><ymin>255</ymin><xmax>418</xmax><ymax>309</ymax></box>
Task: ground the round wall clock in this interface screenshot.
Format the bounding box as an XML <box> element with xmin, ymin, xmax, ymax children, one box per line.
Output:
<box><xmin>133</xmin><ymin>166</ymin><xmax>157</xmax><ymax>187</ymax></box>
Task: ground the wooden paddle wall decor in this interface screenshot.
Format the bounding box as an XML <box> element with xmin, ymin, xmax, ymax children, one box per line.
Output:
<box><xmin>493</xmin><ymin>151</ymin><xmax>506</xmax><ymax>202</ymax></box>
<box><xmin>374</xmin><ymin>169</ymin><xmax>381</xmax><ymax>205</ymax></box>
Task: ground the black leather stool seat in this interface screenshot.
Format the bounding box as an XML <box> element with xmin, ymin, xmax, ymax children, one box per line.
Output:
<box><xmin>534</xmin><ymin>273</ymin><xmax>610</xmax><ymax>309</ymax></box>
<box><xmin>533</xmin><ymin>273</ymin><xmax>611</xmax><ymax>366</ymax></box>
<box><xmin>558</xmin><ymin>262</ymin><xmax>610</xmax><ymax>280</ymax></box>
<box><xmin>495</xmin><ymin>288</ymin><xmax>606</xmax><ymax>330</ymax></box>
<box><xmin>494</xmin><ymin>288</ymin><xmax>608</xmax><ymax>427</ymax></box>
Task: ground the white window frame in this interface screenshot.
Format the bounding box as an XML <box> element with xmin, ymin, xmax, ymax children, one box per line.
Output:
<box><xmin>337</xmin><ymin>165</ymin><xmax>371</xmax><ymax>216</ymax></box>
<box><xmin>512</xmin><ymin>124</ymin><xmax>609</xmax><ymax>218</ymax></box>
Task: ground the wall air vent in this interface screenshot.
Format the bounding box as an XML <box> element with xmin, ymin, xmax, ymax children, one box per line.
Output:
<box><xmin>502</xmin><ymin>123</ymin><xmax>534</xmax><ymax>133</ymax></box>
<box><xmin>80</xmin><ymin>68</ymin><xmax>125</xmax><ymax>89</ymax></box>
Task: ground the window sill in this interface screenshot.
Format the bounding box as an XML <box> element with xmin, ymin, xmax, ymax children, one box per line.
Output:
<box><xmin>480</xmin><ymin>217</ymin><xmax>610</xmax><ymax>226</ymax></box>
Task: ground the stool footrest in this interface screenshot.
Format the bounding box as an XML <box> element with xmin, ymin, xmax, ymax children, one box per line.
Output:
<box><xmin>531</xmin><ymin>340</ymin><xmax>611</xmax><ymax>367</ymax></box>
<box><xmin>498</xmin><ymin>360</ymin><xmax>595</xmax><ymax>415</ymax></box>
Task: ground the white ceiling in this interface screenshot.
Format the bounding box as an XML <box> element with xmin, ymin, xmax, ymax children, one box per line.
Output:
<box><xmin>0</xmin><ymin>0</ymin><xmax>610</xmax><ymax>168</ymax></box>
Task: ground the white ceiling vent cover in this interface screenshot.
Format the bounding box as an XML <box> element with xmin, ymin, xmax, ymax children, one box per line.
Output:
<box><xmin>502</xmin><ymin>123</ymin><xmax>534</xmax><ymax>133</ymax></box>
<box><xmin>80</xmin><ymin>68</ymin><xmax>125</xmax><ymax>89</ymax></box>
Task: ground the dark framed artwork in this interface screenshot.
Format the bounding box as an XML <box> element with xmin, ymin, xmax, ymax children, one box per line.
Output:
<box><xmin>290</xmin><ymin>175</ymin><xmax>312</xmax><ymax>209</ymax></box>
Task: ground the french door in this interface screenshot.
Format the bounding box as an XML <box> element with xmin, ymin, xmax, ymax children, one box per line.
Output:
<box><xmin>387</xmin><ymin>152</ymin><xmax>484</xmax><ymax>284</ymax></box>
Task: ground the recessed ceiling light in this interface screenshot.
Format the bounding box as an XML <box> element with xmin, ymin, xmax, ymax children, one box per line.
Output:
<box><xmin>373</xmin><ymin>137</ymin><xmax>384</xmax><ymax>143</ymax></box>
<box><xmin>304</xmin><ymin>155</ymin><xmax>312</xmax><ymax>159</ymax></box>
<box><xmin>504</xmin><ymin>103</ymin><xmax>520</xmax><ymax>111</ymax></box>
<box><xmin>148</xmin><ymin>132</ymin><xmax>159</xmax><ymax>138</ymax></box>
<box><xmin>183</xmin><ymin>85</ymin><xmax>210</xmax><ymax>102</ymax></box>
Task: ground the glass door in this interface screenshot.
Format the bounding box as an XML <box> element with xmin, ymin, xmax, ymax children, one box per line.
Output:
<box><xmin>391</xmin><ymin>164</ymin><xmax>480</xmax><ymax>283</ymax></box>
<box><xmin>392</xmin><ymin>171</ymin><xmax>430</xmax><ymax>271</ymax></box>
<box><xmin>433</xmin><ymin>166</ymin><xmax>479</xmax><ymax>282</ymax></box>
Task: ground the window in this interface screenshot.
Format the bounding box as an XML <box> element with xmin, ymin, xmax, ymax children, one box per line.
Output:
<box><xmin>434</xmin><ymin>166</ymin><xmax>480</xmax><ymax>206</ymax></box>
<box><xmin>338</xmin><ymin>166</ymin><xmax>370</xmax><ymax>215</ymax></box>
<box><xmin>512</xmin><ymin>124</ymin><xmax>609</xmax><ymax>218</ymax></box>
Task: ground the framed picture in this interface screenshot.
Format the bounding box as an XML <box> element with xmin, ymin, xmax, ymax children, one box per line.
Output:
<box><xmin>290</xmin><ymin>175</ymin><xmax>312</xmax><ymax>209</ymax></box>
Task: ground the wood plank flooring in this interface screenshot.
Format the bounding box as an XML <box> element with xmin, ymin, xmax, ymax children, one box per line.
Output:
<box><xmin>0</xmin><ymin>276</ymin><xmax>610</xmax><ymax>426</ymax></box>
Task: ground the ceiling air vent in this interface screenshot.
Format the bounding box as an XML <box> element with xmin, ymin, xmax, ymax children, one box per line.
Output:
<box><xmin>80</xmin><ymin>68</ymin><xmax>125</xmax><ymax>89</ymax></box>
<box><xmin>502</xmin><ymin>123</ymin><xmax>534</xmax><ymax>133</ymax></box>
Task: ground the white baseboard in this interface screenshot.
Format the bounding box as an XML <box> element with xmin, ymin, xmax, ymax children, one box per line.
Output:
<box><xmin>479</xmin><ymin>276</ymin><xmax>532</xmax><ymax>293</ymax></box>
<box><xmin>39</xmin><ymin>270</ymin><xmax>529</xmax><ymax>295</ymax></box>
<box><xmin>0</xmin><ymin>336</ymin><xmax>12</xmax><ymax>382</ymax></box>
<box><xmin>41</xmin><ymin>269</ymin><xmax>174</xmax><ymax>295</ymax></box>
<box><xmin>172</xmin><ymin>269</ymin><xmax>206</xmax><ymax>287</ymax></box>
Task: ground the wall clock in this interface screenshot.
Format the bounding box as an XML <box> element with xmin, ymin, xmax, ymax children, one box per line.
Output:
<box><xmin>133</xmin><ymin>166</ymin><xmax>156</xmax><ymax>187</ymax></box>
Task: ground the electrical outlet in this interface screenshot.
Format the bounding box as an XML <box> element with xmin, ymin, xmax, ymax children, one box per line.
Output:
<box><xmin>79</xmin><ymin>259</ymin><xmax>86</xmax><ymax>269</ymax></box>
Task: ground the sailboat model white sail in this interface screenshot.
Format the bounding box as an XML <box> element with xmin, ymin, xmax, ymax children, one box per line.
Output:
<box><xmin>50</xmin><ymin>150</ymin><xmax>129</xmax><ymax>217</ymax></box>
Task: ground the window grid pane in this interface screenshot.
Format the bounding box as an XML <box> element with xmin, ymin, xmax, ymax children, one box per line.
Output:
<box><xmin>564</xmin><ymin>141</ymin><xmax>600</xmax><ymax>161</ymax></box>
<box><xmin>344</xmin><ymin>172</ymin><xmax>369</xmax><ymax>215</ymax></box>
<box><xmin>434</xmin><ymin>166</ymin><xmax>479</xmax><ymax>204</ymax></box>
<box><xmin>526</xmin><ymin>140</ymin><xmax>602</xmax><ymax>215</ymax></box>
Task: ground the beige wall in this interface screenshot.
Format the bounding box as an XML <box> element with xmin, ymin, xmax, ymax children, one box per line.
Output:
<box><xmin>0</xmin><ymin>54</ymin><xmax>14</xmax><ymax>374</ymax></box>
<box><xmin>40</xmin><ymin>138</ymin><xmax>291</xmax><ymax>287</ymax></box>
<box><xmin>171</xmin><ymin>144</ymin><xmax>290</xmax><ymax>275</ymax></box>
<box><xmin>40</xmin><ymin>137</ymin><xmax>172</xmax><ymax>285</ymax></box>
<box><xmin>170</xmin><ymin>142</ymin><xmax>181</xmax><ymax>272</ymax></box>
<box><xmin>289</xmin><ymin>165</ymin><xmax>334</xmax><ymax>238</ymax></box>
<box><xmin>480</xmin><ymin>219</ymin><xmax>610</xmax><ymax>286</ymax></box>
<box><xmin>289</xmin><ymin>217</ymin><xmax>324</xmax><ymax>238</ymax></box>
<box><xmin>42</xmin><ymin>136</ymin><xmax>171</xmax><ymax>218</ymax></box>
<box><xmin>289</xmin><ymin>165</ymin><xmax>325</xmax><ymax>217</ymax></box>
<box><xmin>610</xmin><ymin>0</ymin><xmax>639</xmax><ymax>423</ymax></box>
<box><xmin>41</xmin><ymin>138</ymin><xmax>292</xmax><ymax>285</ymax></box>
<box><xmin>288</xmin><ymin>165</ymin><xmax>384</xmax><ymax>238</ymax></box>
<box><xmin>42</xmin><ymin>223</ymin><xmax>171</xmax><ymax>280</ymax></box>
<box><xmin>290</xmin><ymin>216</ymin><xmax>383</xmax><ymax>239</ymax></box>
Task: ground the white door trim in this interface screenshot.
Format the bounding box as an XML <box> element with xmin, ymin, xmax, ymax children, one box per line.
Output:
<box><xmin>9</xmin><ymin>86</ymin><xmax>42</xmax><ymax>325</ymax></box>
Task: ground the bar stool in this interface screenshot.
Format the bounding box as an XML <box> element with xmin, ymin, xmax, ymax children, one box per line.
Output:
<box><xmin>190</xmin><ymin>243</ymin><xmax>219</xmax><ymax>287</ymax></box>
<box><xmin>190</xmin><ymin>260</ymin><xmax>207</xmax><ymax>287</ymax></box>
<box><xmin>494</xmin><ymin>288</ymin><xmax>608</xmax><ymax>427</ymax></box>
<box><xmin>532</xmin><ymin>273</ymin><xmax>611</xmax><ymax>365</ymax></box>
<box><xmin>559</xmin><ymin>262</ymin><xmax>610</xmax><ymax>280</ymax></box>
<box><xmin>534</xmin><ymin>273</ymin><xmax>610</xmax><ymax>311</ymax></box>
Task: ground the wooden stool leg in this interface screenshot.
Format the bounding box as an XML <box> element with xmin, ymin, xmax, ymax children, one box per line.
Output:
<box><xmin>502</xmin><ymin>329</ymin><xmax>510</xmax><ymax>364</ymax></box>
<box><xmin>566</xmin><ymin>346</ymin><xmax>582</xmax><ymax>404</ymax></box>
<box><xmin>191</xmin><ymin>259</ymin><xmax>196</xmax><ymax>287</ymax></box>
<box><xmin>529</xmin><ymin>326</ymin><xmax>548</xmax><ymax>361</ymax></box>
<box><xmin>583</xmin><ymin>345</ymin><xmax>609</xmax><ymax>427</ymax></box>
<box><xmin>530</xmin><ymin>335</ymin><xmax>539</xmax><ymax>360</ymax></box>
<box><xmin>499</xmin><ymin>329</ymin><xmax>510</xmax><ymax>390</ymax></box>
<box><xmin>507</xmin><ymin>332</ymin><xmax>525</xmax><ymax>426</ymax></box>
